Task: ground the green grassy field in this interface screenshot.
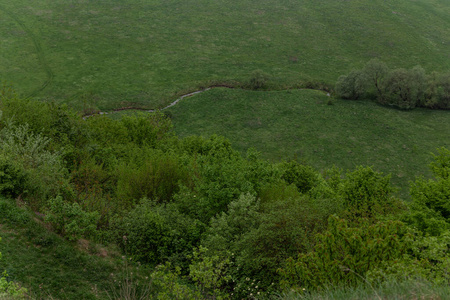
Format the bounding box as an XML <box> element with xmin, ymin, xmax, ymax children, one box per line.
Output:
<box><xmin>167</xmin><ymin>88</ymin><xmax>450</xmax><ymax>198</ymax></box>
<box><xmin>1</xmin><ymin>0</ymin><xmax>449</xmax><ymax>111</ymax></box>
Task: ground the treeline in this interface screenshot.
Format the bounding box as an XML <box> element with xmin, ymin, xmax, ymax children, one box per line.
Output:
<box><xmin>335</xmin><ymin>59</ymin><xmax>450</xmax><ymax>110</ymax></box>
<box><xmin>1</xmin><ymin>94</ymin><xmax>450</xmax><ymax>298</ymax></box>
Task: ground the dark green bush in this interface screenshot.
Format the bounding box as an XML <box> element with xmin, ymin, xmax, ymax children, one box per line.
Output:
<box><xmin>281</xmin><ymin>161</ymin><xmax>319</xmax><ymax>194</ymax></box>
<box><xmin>0</xmin><ymin>155</ymin><xmax>25</xmax><ymax>198</ymax></box>
<box><xmin>116</xmin><ymin>200</ymin><xmax>203</xmax><ymax>267</ymax></box>
<box><xmin>406</xmin><ymin>148</ymin><xmax>450</xmax><ymax>235</ymax></box>
<box><xmin>383</xmin><ymin>67</ymin><xmax>426</xmax><ymax>109</ymax></box>
<box><xmin>248</xmin><ymin>69</ymin><xmax>270</xmax><ymax>90</ymax></box>
<box><xmin>115</xmin><ymin>150</ymin><xmax>188</xmax><ymax>207</ymax></box>
<box><xmin>335</xmin><ymin>70</ymin><xmax>368</xmax><ymax>100</ymax></box>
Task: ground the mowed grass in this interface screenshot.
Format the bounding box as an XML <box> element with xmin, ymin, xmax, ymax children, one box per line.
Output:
<box><xmin>168</xmin><ymin>88</ymin><xmax>450</xmax><ymax>198</ymax></box>
<box><xmin>1</xmin><ymin>0</ymin><xmax>449</xmax><ymax>111</ymax></box>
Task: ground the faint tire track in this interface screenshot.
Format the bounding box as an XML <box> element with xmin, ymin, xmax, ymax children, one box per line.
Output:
<box><xmin>0</xmin><ymin>4</ymin><xmax>54</xmax><ymax>97</ymax></box>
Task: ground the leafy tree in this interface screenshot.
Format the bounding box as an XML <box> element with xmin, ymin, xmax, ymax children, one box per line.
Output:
<box><xmin>339</xmin><ymin>166</ymin><xmax>403</xmax><ymax>220</ymax></box>
<box><xmin>383</xmin><ymin>67</ymin><xmax>426</xmax><ymax>109</ymax></box>
<box><xmin>406</xmin><ymin>148</ymin><xmax>450</xmax><ymax>235</ymax></box>
<box><xmin>335</xmin><ymin>70</ymin><xmax>368</xmax><ymax>100</ymax></box>
<box><xmin>426</xmin><ymin>72</ymin><xmax>450</xmax><ymax>109</ymax></box>
<box><xmin>281</xmin><ymin>161</ymin><xmax>319</xmax><ymax>194</ymax></box>
<box><xmin>362</xmin><ymin>58</ymin><xmax>389</xmax><ymax>101</ymax></box>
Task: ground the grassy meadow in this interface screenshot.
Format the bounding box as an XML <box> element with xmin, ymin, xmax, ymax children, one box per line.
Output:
<box><xmin>168</xmin><ymin>88</ymin><xmax>450</xmax><ymax>198</ymax></box>
<box><xmin>1</xmin><ymin>0</ymin><xmax>449</xmax><ymax>111</ymax></box>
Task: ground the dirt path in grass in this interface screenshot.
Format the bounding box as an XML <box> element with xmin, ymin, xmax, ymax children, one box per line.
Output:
<box><xmin>82</xmin><ymin>86</ymin><xmax>331</xmax><ymax>119</ymax></box>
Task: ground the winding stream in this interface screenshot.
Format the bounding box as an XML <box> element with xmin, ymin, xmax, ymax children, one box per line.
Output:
<box><xmin>83</xmin><ymin>86</ymin><xmax>330</xmax><ymax>119</ymax></box>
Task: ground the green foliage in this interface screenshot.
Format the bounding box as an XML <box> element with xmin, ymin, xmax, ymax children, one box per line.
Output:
<box><xmin>0</xmin><ymin>198</ymin><xmax>30</xmax><ymax>226</ymax></box>
<box><xmin>339</xmin><ymin>166</ymin><xmax>402</xmax><ymax>220</ymax></box>
<box><xmin>281</xmin><ymin>161</ymin><xmax>319</xmax><ymax>194</ymax></box>
<box><xmin>188</xmin><ymin>149</ymin><xmax>255</xmax><ymax>223</ymax></box>
<box><xmin>248</xmin><ymin>70</ymin><xmax>270</xmax><ymax>90</ymax></box>
<box><xmin>116</xmin><ymin>150</ymin><xmax>188</xmax><ymax>208</ymax></box>
<box><xmin>0</xmin><ymin>155</ymin><xmax>25</xmax><ymax>198</ymax></box>
<box><xmin>335</xmin><ymin>70</ymin><xmax>368</xmax><ymax>100</ymax></box>
<box><xmin>430</xmin><ymin>147</ymin><xmax>450</xmax><ymax>179</ymax></box>
<box><xmin>0</xmin><ymin>270</ymin><xmax>28</xmax><ymax>299</ymax></box>
<box><xmin>120</xmin><ymin>112</ymin><xmax>173</xmax><ymax>147</ymax></box>
<box><xmin>426</xmin><ymin>72</ymin><xmax>450</xmax><ymax>109</ymax></box>
<box><xmin>383</xmin><ymin>66</ymin><xmax>427</xmax><ymax>109</ymax></box>
<box><xmin>0</xmin><ymin>122</ymin><xmax>70</xmax><ymax>208</ymax></box>
<box><xmin>116</xmin><ymin>199</ymin><xmax>203</xmax><ymax>266</ymax></box>
<box><xmin>189</xmin><ymin>246</ymin><xmax>232</xmax><ymax>299</ymax></box>
<box><xmin>45</xmin><ymin>195</ymin><xmax>100</xmax><ymax>241</ymax></box>
<box><xmin>406</xmin><ymin>148</ymin><xmax>450</xmax><ymax>235</ymax></box>
<box><xmin>201</xmin><ymin>193</ymin><xmax>261</xmax><ymax>255</ymax></box>
<box><xmin>338</xmin><ymin>60</ymin><xmax>445</xmax><ymax>111</ymax></box>
<box><xmin>279</xmin><ymin>216</ymin><xmax>412</xmax><ymax>290</ymax></box>
<box><xmin>366</xmin><ymin>231</ymin><xmax>450</xmax><ymax>285</ymax></box>
<box><xmin>150</xmin><ymin>263</ymin><xmax>202</xmax><ymax>300</ymax></box>
<box><xmin>362</xmin><ymin>58</ymin><xmax>389</xmax><ymax>100</ymax></box>
<box><xmin>0</xmin><ymin>97</ymin><xmax>86</xmax><ymax>149</ymax></box>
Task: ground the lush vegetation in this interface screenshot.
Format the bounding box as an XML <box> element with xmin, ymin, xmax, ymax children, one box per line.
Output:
<box><xmin>336</xmin><ymin>59</ymin><xmax>450</xmax><ymax>110</ymax></box>
<box><xmin>1</xmin><ymin>95</ymin><xmax>450</xmax><ymax>298</ymax></box>
<box><xmin>1</xmin><ymin>0</ymin><xmax>449</xmax><ymax>111</ymax></box>
<box><xmin>2</xmin><ymin>0</ymin><xmax>450</xmax><ymax>299</ymax></box>
<box><xmin>166</xmin><ymin>87</ymin><xmax>450</xmax><ymax>198</ymax></box>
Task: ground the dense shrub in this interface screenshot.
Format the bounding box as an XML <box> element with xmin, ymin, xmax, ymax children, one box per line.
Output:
<box><xmin>45</xmin><ymin>195</ymin><xmax>100</xmax><ymax>241</ymax></box>
<box><xmin>337</xmin><ymin>59</ymin><xmax>447</xmax><ymax>110</ymax></box>
<box><xmin>426</xmin><ymin>72</ymin><xmax>450</xmax><ymax>109</ymax></box>
<box><xmin>406</xmin><ymin>148</ymin><xmax>450</xmax><ymax>235</ymax></box>
<box><xmin>116</xmin><ymin>199</ymin><xmax>203</xmax><ymax>267</ymax></box>
<box><xmin>383</xmin><ymin>66</ymin><xmax>426</xmax><ymax>109</ymax></box>
<box><xmin>0</xmin><ymin>122</ymin><xmax>70</xmax><ymax>208</ymax></box>
<box><xmin>335</xmin><ymin>70</ymin><xmax>368</xmax><ymax>100</ymax></box>
<box><xmin>339</xmin><ymin>166</ymin><xmax>403</xmax><ymax>220</ymax></box>
<box><xmin>115</xmin><ymin>149</ymin><xmax>188</xmax><ymax>208</ymax></box>
<box><xmin>281</xmin><ymin>161</ymin><xmax>319</xmax><ymax>194</ymax></box>
<box><xmin>279</xmin><ymin>216</ymin><xmax>412</xmax><ymax>290</ymax></box>
<box><xmin>248</xmin><ymin>69</ymin><xmax>270</xmax><ymax>90</ymax></box>
<box><xmin>0</xmin><ymin>155</ymin><xmax>25</xmax><ymax>198</ymax></box>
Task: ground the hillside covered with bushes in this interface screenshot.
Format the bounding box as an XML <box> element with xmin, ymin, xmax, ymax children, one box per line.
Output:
<box><xmin>1</xmin><ymin>95</ymin><xmax>450</xmax><ymax>299</ymax></box>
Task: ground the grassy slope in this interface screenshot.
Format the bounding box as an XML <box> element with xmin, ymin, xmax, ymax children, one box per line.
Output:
<box><xmin>168</xmin><ymin>88</ymin><xmax>450</xmax><ymax>198</ymax></box>
<box><xmin>0</xmin><ymin>197</ymin><xmax>129</xmax><ymax>299</ymax></box>
<box><xmin>0</xmin><ymin>0</ymin><xmax>449</xmax><ymax>111</ymax></box>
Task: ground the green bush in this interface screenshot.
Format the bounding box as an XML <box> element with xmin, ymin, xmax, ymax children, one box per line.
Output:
<box><xmin>335</xmin><ymin>70</ymin><xmax>368</xmax><ymax>100</ymax></box>
<box><xmin>45</xmin><ymin>196</ymin><xmax>100</xmax><ymax>241</ymax></box>
<box><xmin>281</xmin><ymin>161</ymin><xmax>319</xmax><ymax>194</ymax></box>
<box><xmin>425</xmin><ymin>72</ymin><xmax>450</xmax><ymax>109</ymax></box>
<box><xmin>0</xmin><ymin>155</ymin><xmax>25</xmax><ymax>198</ymax></box>
<box><xmin>339</xmin><ymin>166</ymin><xmax>403</xmax><ymax>220</ymax></box>
<box><xmin>406</xmin><ymin>148</ymin><xmax>450</xmax><ymax>235</ymax></box>
<box><xmin>0</xmin><ymin>122</ymin><xmax>70</xmax><ymax>208</ymax></box>
<box><xmin>248</xmin><ymin>69</ymin><xmax>270</xmax><ymax>90</ymax></box>
<box><xmin>279</xmin><ymin>216</ymin><xmax>412</xmax><ymax>290</ymax></box>
<box><xmin>383</xmin><ymin>67</ymin><xmax>426</xmax><ymax>109</ymax></box>
<box><xmin>116</xmin><ymin>199</ymin><xmax>203</xmax><ymax>266</ymax></box>
<box><xmin>362</xmin><ymin>58</ymin><xmax>389</xmax><ymax>101</ymax></box>
<box><xmin>115</xmin><ymin>150</ymin><xmax>188</xmax><ymax>208</ymax></box>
